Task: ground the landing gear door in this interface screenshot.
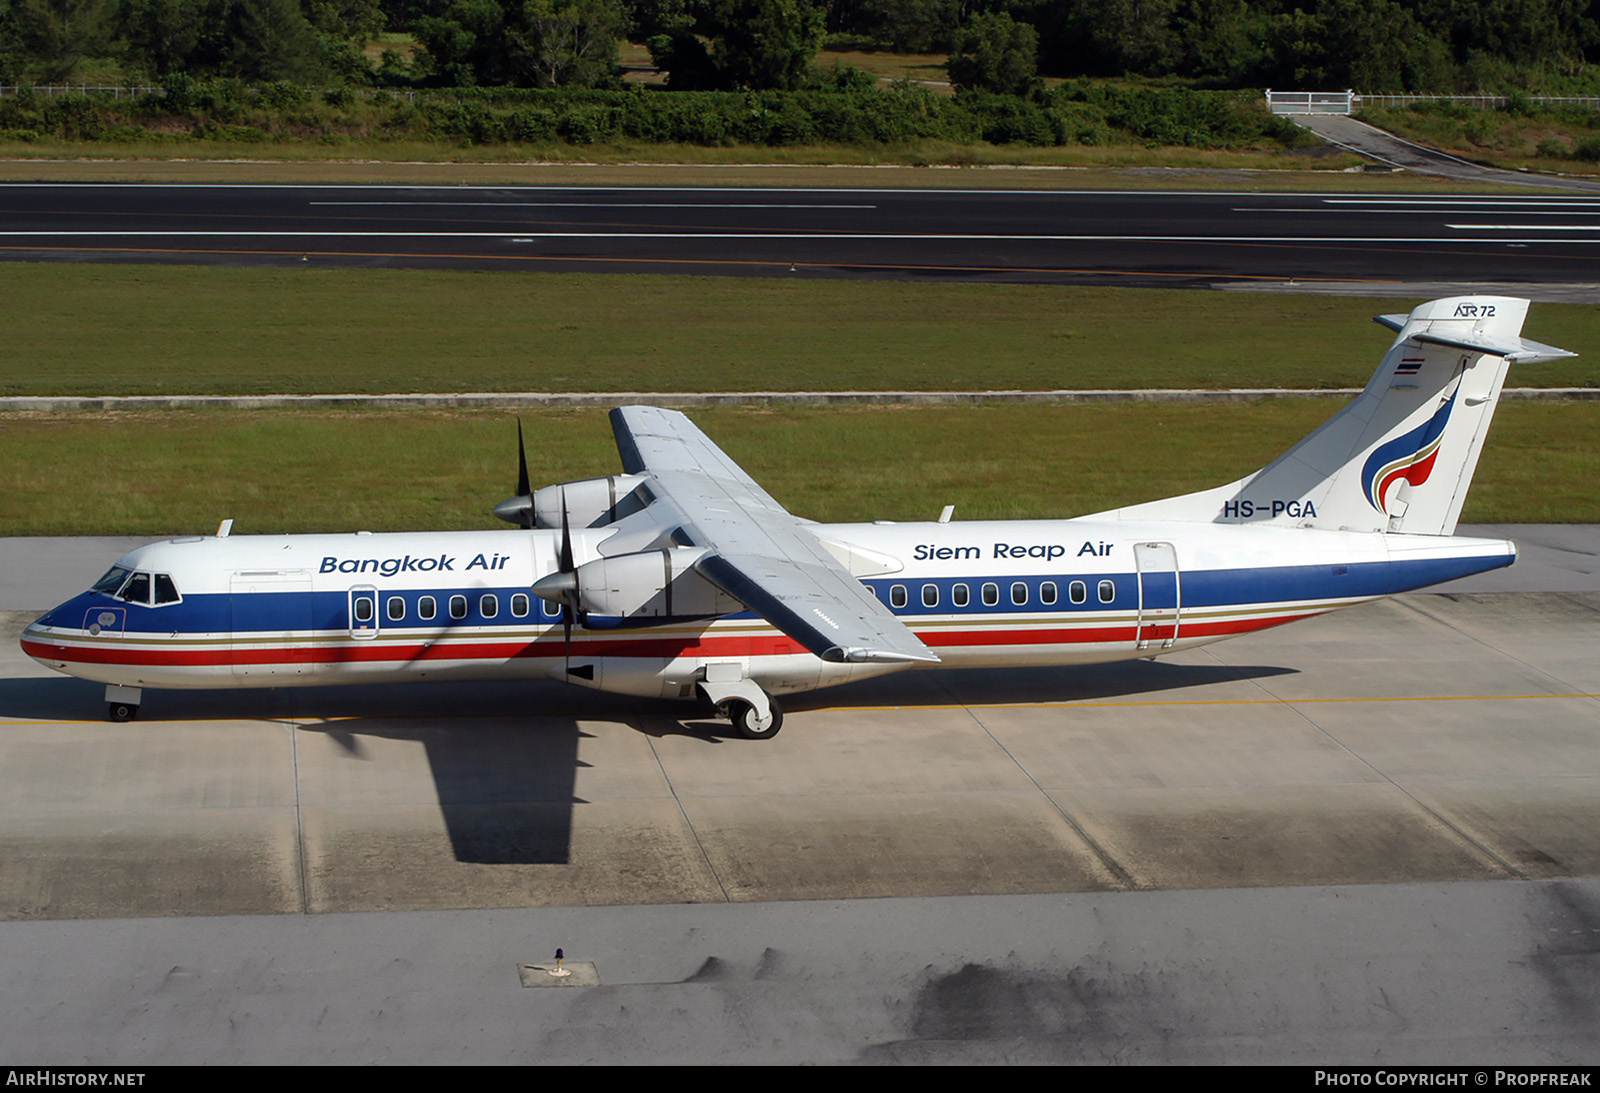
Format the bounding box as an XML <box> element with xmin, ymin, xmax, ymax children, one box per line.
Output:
<box><xmin>1134</xmin><ymin>542</ymin><xmax>1181</xmax><ymax>651</ymax></box>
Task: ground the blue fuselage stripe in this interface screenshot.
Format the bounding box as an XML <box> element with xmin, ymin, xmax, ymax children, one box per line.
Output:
<box><xmin>35</xmin><ymin>552</ymin><xmax>1509</xmax><ymax>637</ymax></box>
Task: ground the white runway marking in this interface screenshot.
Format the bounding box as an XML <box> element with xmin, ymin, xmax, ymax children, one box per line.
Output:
<box><xmin>1447</xmin><ymin>223</ymin><xmax>1600</xmax><ymax>230</ymax></box>
<box><xmin>1324</xmin><ymin>197</ymin><xmax>1600</xmax><ymax>206</ymax></box>
<box><xmin>2</xmin><ymin>230</ymin><xmax>1594</xmax><ymax>244</ymax></box>
<box><xmin>307</xmin><ymin>201</ymin><xmax>879</xmax><ymax>209</ymax></box>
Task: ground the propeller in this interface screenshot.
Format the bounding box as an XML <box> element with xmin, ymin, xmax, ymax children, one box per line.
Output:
<box><xmin>492</xmin><ymin>417</ymin><xmax>535</xmax><ymax>528</ymax></box>
<box><xmin>530</xmin><ymin>485</ymin><xmax>582</xmax><ymax>675</ymax></box>
<box><xmin>558</xmin><ymin>495</ymin><xmax>575</xmax><ymax>672</ymax></box>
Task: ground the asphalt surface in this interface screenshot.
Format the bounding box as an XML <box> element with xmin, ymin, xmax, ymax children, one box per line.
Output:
<box><xmin>2</xmin><ymin>531</ymin><xmax>1599</xmax><ymax>1063</ymax></box>
<box><xmin>1294</xmin><ymin>114</ymin><xmax>1600</xmax><ymax>193</ymax></box>
<box><xmin>9</xmin><ymin>182</ymin><xmax>1600</xmax><ymax>286</ymax></box>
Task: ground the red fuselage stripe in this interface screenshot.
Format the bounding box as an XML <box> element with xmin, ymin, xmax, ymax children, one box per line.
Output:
<box><xmin>21</xmin><ymin>610</ymin><xmax>1320</xmax><ymax>668</ymax></box>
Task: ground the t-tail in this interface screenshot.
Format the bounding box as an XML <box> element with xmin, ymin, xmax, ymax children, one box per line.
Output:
<box><xmin>1099</xmin><ymin>296</ymin><xmax>1574</xmax><ymax>535</ymax></box>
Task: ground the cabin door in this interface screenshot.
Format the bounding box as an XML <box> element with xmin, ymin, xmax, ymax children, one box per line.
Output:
<box><xmin>1134</xmin><ymin>542</ymin><xmax>1181</xmax><ymax>651</ymax></box>
<box><xmin>230</xmin><ymin>570</ymin><xmax>315</xmax><ymax>678</ymax></box>
<box><xmin>348</xmin><ymin>586</ymin><xmax>379</xmax><ymax>639</ymax></box>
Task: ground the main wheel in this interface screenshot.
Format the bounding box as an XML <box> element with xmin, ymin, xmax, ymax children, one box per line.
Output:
<box><xmin>108</xmin><ymin>702</ymin><xmax>137</xmax><ymax>723</ymax></box>
<box><xmin>726</xmin><ymin>698</ymin><xmax>782</xmax><ymax>740</ymax></box>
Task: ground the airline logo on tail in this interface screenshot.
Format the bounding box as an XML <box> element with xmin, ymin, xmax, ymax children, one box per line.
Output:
<box><xmin>1362</xmin><ymin>389</ymin><xmax>1457</xmax><ymax>513</ymax></box>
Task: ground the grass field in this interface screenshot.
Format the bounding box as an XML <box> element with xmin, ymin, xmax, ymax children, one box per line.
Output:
<box><xmin>4</xmin><ymin>266</ymin><xmax>1597</xmax><ymax>395</ymax></box>
<box><xmin>1</xmin><ymin>401</ymin><xmax>1593</xmax><ymax>535</ymax></box>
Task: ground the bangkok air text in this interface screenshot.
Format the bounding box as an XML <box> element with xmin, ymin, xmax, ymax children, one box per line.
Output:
<box><xmin>319</xmin><ymin>553</ymin><xmax>512</xmax><ymax>577</ymax></box>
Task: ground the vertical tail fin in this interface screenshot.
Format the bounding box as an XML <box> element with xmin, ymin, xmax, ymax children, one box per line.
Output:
<box><xmin>1101</xmin><ymin>296</ymin><xmax>1573</xmax><ymax>536</ymax></box>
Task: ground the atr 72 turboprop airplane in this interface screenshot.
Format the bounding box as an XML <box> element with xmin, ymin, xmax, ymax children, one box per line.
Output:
<box><xmin>21</xmin><ymin>296</ymin><xmax>1572</xmax><ymax>738</ymax></box>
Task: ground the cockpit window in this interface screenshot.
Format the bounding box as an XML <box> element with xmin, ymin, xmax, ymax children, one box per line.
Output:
<box><xmin>92</xmin><ymin>566</ymin><xmax>132</xmax><ymax>596</ymax></box>
<box><xmin>122</xmin><ymin>572</ymin><xmax>151</xmax><ymax>606</ymax></box>
<box><xmin>153</xmin><ymin>574</ymin><xmax>180</xmax><ymax>605</ymax></box>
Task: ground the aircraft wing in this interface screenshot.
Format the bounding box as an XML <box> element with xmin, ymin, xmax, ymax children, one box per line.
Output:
<box><xmin>609</xmin><ymin>406</ymin><xmax>938</xmax><ymax>665</ymax></box>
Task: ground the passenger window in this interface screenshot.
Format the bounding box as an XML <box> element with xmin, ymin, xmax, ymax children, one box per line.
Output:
<box><xmin>353</xmin><ymin>596</ymin><xmax>374</xmax><ymax>622</ymax></box>
<box><xmin>449</xmin><ymin>595</ymin><xmax>467</xmax><ymax>620</ymax></box>
<box><xmin>511</xmin><ymin>593</ymin><xmax>529</xmax><ymax>617</ymax></box>
<box><xmin>153</xmin><ymin>573</ymin><xmax>180</xmax><ymax>605</ymax></box>
<box><xmin>1098</xmin><ymin>580</ymin><xmax>1115</xmax><ymax>603</ymax></box>
<box><xmin>922</xmin><ymin>584</ymin><xmax>938</xmax><ymax>608</ymax></box>
<box><xmin>387</xmin><ymin>596</ymin><xmax>405</xmax><ymax>621</ymax></box>
<box><xmin>480</xmin><ymin>594</ymin><xmax>498</xmax><ymax>618</ymax></box>
<box><xmin>543</xmin><ymin>599</ymin><xmax>561</xmax><ymax>617</ymax></box>
<box><xmin>981</xmin><ymin>582</ymin><xmax>999</xmax><ymax>606</ymax></box>
<box><xmin>1011</xmin><ymin>581</ymin><xmax>1028</xmax><ymax>606</ymax></box>
<box><xmin>122</xmin><ymin>572</ymin><xmax>151</xmax><ymax>605</ymax></box>
<box><xmin>952</xmin><ymin>583</ymin><xmax>969</xmax><ymax>607</ymax></box>
<box><xmin>890</xmin><ymin>584</ymin><xmax>908</xmax><ymax>609</ymax></box>
<box><xmin>1041</xmin><ymin>581</ymin><xmax>1057</xmax><ymax>606</ymax></box>
<box><xmin>1069</xmin><ymin>580</ymin><xmax>1086</xmax><ymax>605</ymax></box>
<box><xmin>418</xmin><ymin>595</ymin><xmax>436</xmax><ymax>621</ymax></box>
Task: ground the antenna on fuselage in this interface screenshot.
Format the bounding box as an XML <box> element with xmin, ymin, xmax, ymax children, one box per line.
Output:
<box><xmin>216</xmin><ymin>518</ymin><xmax>234</xmax><ymax>538</ymax></box>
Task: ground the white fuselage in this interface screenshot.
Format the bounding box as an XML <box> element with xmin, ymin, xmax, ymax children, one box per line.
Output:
<box><xmin>22</xmin><ymin>519</ymin><xmax>1515</xmax><ymax>703</ymax></box>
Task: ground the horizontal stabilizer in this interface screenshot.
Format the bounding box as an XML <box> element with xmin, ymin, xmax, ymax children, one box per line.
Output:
<box><xmin>1373</xmin><ymin>314</ymin><xmax>1575</xmax><ymax>363</ymax></box>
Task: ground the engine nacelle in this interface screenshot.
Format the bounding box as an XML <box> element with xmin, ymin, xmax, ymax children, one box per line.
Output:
<box><xmin>532</xmin><ymin>474</ymin><xmax>651</xmax><ymax>529</ymax></box>
<box><xmin>538</xmin><ymin>547</ymin><xmax>743</xmax><ymax>626</ymax></box>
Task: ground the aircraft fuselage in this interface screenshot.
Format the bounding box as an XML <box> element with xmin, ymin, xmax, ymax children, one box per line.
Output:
<box><xmin>21</xmin><ymin>519</ymin><xmax>1515</xmax><ymax>703</ymax></box>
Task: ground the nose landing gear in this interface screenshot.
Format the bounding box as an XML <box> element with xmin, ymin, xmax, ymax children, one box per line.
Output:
<box><xmin>105</xmin><ymin>684</ymin><xmax>142</xmax><ymax>723</ymax></box>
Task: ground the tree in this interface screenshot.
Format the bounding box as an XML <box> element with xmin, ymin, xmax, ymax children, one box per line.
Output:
<box><xmin>647</xmin><ymin>0</ymin><xmax>824</xmax><ymax>90</ymax></box>
<box><xmin>5</xmin><ymin>0</ymin><xmax>115</xmax><ymax>82</ymax></box>
<box><xmin>118</xmin><ymin>0</ymin><xmax>206</xmax><ymax>77</ymax></box>
<box><xmin>861</xmin><ymin>0</ymin><xmax>954</xmax><ymax>53</ymax></box>
<box><xmin>711</xmin><ymin>0</ymin><xmax>824</xmax><ymax>89</ymax></box>
<box><xmin>947</xmin><ymin>10</ymin><xmax>1037</xmax><ymax>96</ymax></box>
<box><xmin>415</xmin><ymin>0</ymin><xmax>624</xmax><ymax>86</ymax></box>
<box><xmin>223</xmin><ymin>0</ymin><xmax>328</xmax><ymax>81</ymax></box>
<box><xmin>515</xmin><ymin>0</ymin><xmax>625</xmax><ymax>87</ymax></box>
<box><xmin>305</xmin><ymin>0</ymin><xmax>385</xmax><ymax>38</ymax></box>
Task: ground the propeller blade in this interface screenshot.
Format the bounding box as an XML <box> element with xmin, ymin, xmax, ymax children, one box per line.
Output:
<box><xmin>515</xmin><ymin>417</ymin><xmax>530</xmax><ymax>500</ymax></box>
<box><xmin>558</xmin><ymin>488</ymin><xmax>576</xmax><ymax>674</ymax></box>
<box><xmin>557</xmin><ymin>489</ymin><xmax>574</xmax><ymax>574</ymax></box>
<box><xmin>492</xmin><ymin>417</ymin><xmax>536</xmax><ymax>527</ymax></box>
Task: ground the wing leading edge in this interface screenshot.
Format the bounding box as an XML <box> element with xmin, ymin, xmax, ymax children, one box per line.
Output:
<box><xmin>608</xmin><ymin>406</ymin><xmax>937</xmax><ymax>665</ymax></box>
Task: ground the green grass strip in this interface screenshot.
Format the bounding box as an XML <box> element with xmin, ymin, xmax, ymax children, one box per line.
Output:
<box><xmin>4</xmin><ymin>265</ymin><xmax>1597</xmax><ymax>395</ymax></box>
<box><xmin>2</xmin><ymin>401</ymin><xmax>1593</xmax><ymax>535</ymax></box>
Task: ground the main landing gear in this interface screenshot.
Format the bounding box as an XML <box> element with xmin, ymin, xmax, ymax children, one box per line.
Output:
<box><xmin>698</xmin><ymin>672</ymin><xmax>784</xmax><ymax>740</ymax></box>
<box><xmin>106</xmin><ymin>684</ymin><xmax>141</xmax><ymax>723</ymax></box>
<box><xmin>724</xmin><ymin>697</ymin><xmax>783</xmax><ymax>740</ymax></box>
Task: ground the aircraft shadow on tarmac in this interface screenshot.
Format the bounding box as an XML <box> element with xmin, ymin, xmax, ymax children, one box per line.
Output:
<box><xmin>0</xmin><ymin>659</ymin><xmax>1295</xmax><ymax>867</ymax></box>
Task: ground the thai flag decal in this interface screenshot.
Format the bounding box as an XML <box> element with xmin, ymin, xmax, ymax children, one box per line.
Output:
<box><xmin>1361</xmin><ymin>388</ymin><xmax>1458</xmax><ymax>513</ymax></box>
<box><xmin>1394</xmin><ymin>356</ymin><xmax>1425</xmax><ymax>376</ymax></box>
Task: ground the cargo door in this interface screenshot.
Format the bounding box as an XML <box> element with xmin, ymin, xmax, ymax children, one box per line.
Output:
<box><xmin>1134</xmin><ymin>542</ymin><xmax>1181</xmax><ymax>651</ymax></box>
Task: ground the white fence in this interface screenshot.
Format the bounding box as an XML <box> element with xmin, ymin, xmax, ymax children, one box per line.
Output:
<box><xmin>0</xmin><ymin>84</ymin><xmax>421</xmax><ymax>102</ymax></box>
<box><xmin>1265</xmin><ymin>90</ymin><xmax>1355</xmax><ymax>115</ymax></box>
<box><xmin>1361</xmin><ymin>93</ymin><xmax>1600</xmax><ymax>109</ymax></box>
<box><xmin>0</xmin><ymin>85</ymin><xmax>158</xmax><ymax>99</ymax></box>
<box><xmin>1269</xmin><ymin>90</ymin><xmax>1600</xmax><ymax>116</ymax></box>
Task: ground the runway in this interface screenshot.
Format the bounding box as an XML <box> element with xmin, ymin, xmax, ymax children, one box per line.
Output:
<box><xmin>2</xmin><ymin>531</ymin><xmax>1599</xmax><ymax>1062</ymax></box>
<box><xmin>8</xmin><ymin>183</ymin><xmax>1600</xmax><ymax>284</ymax></box>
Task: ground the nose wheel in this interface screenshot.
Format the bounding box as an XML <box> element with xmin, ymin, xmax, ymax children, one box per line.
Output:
<box><xmin>105</xmin><ymin>685</ymin><xmax>142</xmax><ymax>723</ymax></box>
